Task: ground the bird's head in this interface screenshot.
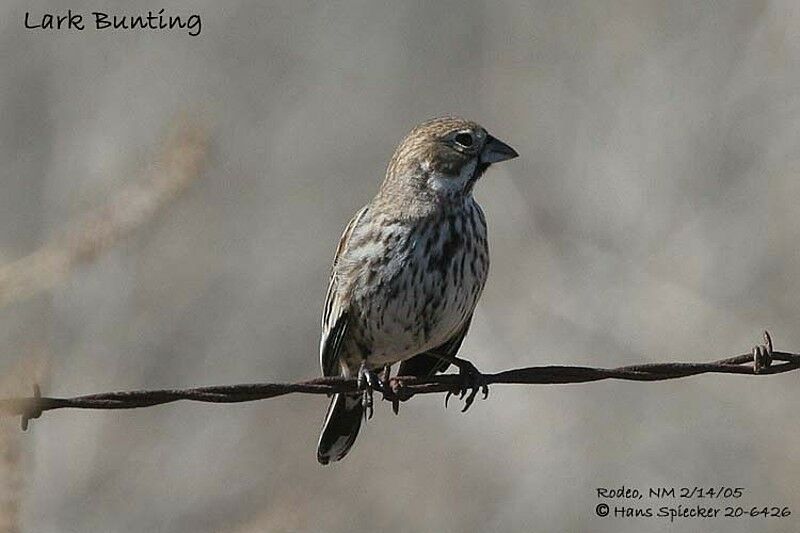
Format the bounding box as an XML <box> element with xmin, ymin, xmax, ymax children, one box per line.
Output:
<box><xmin>382</xmin><ymin>116</ymin><xmax>518</xmax><ymax>202</ymax></box>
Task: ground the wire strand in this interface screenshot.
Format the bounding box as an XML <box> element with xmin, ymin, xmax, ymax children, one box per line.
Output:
<box><xmin>2</xmin><ymin>332</ymin><xmax>795</xmax><ymax>430</ymax></box>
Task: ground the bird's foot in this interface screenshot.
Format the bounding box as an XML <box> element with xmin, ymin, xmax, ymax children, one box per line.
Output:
<box><xmin>445</xmin><ymin>359</ymin><xmax>489</xmax><ymax>412</ymax></box>
<box><xmin>358</xmin><ymin>361</ymin><xmax>387</xmax><ymax>420</ymax></box>
<box><xmin>379</xmin><ymin>365</ymin><xmax>404</xmax><ymax>415</ymax></box>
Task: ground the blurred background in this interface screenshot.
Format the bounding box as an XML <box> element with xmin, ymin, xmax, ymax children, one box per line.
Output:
<box><xmin>1</xmin><ymin>0</ymin><xmax>799</xmax><ymax>531</ymax></box>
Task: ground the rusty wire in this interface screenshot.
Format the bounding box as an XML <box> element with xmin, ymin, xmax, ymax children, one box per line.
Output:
<box><xmin>1</xmin><ymin>331</ymin><xmax>797</xmax><ymax>430</ymax></box>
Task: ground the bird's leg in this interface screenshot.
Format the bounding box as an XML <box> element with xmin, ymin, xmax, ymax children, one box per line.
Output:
<box><xmin>357</xmin><ymin>360</ymin><xmax>386</xmax><ymax>420</ymax></box>
<box><xmin>429</xmin><ymin>351</ymin><xmax>489</xmax><ymax>412</ymax></box>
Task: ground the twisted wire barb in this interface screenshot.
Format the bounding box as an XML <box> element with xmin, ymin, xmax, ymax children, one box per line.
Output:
<box><xmin>2</xmin><ymin>331</ymin><xmax>797</xmax><ymax>430</ymax></box>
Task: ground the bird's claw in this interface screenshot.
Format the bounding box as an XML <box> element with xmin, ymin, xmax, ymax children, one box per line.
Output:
<box><xmin>445</xmin><ymin>360</ymin><xmax>489</xmax><ymax>412</ymax></box>
<box><xmin>388</xmin><ymin>377</ymin><xmax>409</xmax><ymax>415</ymax></box>
<box><xmin>358</xmin><ymin>361</ymin><xmax>387</xmax><ymax>421</ymax></box>
<box><xmin>379</xmin><ymin>365</ymin><xmax>402</xmax><ymax>415</ymax></box>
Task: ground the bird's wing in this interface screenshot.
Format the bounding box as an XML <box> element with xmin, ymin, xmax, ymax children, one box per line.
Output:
<box><xmin>396</xmin><ymin>314</ymin><xmax>474</xmax><ymax>378</ymax></box>
<box><xmin>320</xmin><ymin>205</ymin><xmax>369</xmax><ymax>377</ymax></box>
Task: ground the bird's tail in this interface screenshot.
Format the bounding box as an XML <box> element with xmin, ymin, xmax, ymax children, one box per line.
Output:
<box><xmin>317</xmin><ymin>393</ymin><xmax>363</xmax><ymax>465</ymax></box>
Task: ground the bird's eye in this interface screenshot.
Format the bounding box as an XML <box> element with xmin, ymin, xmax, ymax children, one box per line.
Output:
<box><xmin>454</xmin><ymin>131</ymin><xmax>475</xmax><ymax>149</ymax></box>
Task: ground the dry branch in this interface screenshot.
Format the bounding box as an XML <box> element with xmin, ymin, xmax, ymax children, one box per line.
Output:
<box><xmin>0</xmin><ymin>116</ymin><xmax>209</xmax><ymax>309</ymax></box>
<box><xmin>0</xmin><ymin>356</ymin><xmax>45</xmax><ymax>533</ymax></box>
<box><xmin>0</xmin><ymin>332</ymin><xmax>796</xmax><ymax>430</ymax></box>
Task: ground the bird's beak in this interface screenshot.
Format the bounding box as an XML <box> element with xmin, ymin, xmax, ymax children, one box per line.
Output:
<box><xmin>480</xmin><ymin>135</ymin><xmax>519</xmax><ymax>164</ymax></box>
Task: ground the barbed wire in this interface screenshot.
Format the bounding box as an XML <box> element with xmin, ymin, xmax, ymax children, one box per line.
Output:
<box><xmin>1</xmin><ymin>331</ymin><xmax>797</xmax><ymax>430</ymax></box>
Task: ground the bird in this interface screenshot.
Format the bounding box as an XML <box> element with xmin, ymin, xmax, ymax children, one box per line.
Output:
<box><xmin>316</xmin><ymin>116</ymin><xmax>518</xmax><ymax>465</ymax></box>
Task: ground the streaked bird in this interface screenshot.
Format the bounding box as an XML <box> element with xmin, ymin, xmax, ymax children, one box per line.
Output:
<box><xmin>317</xmin><ymin>116</ymin><xmax>518</xmax><ymax>465</ymax></box>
